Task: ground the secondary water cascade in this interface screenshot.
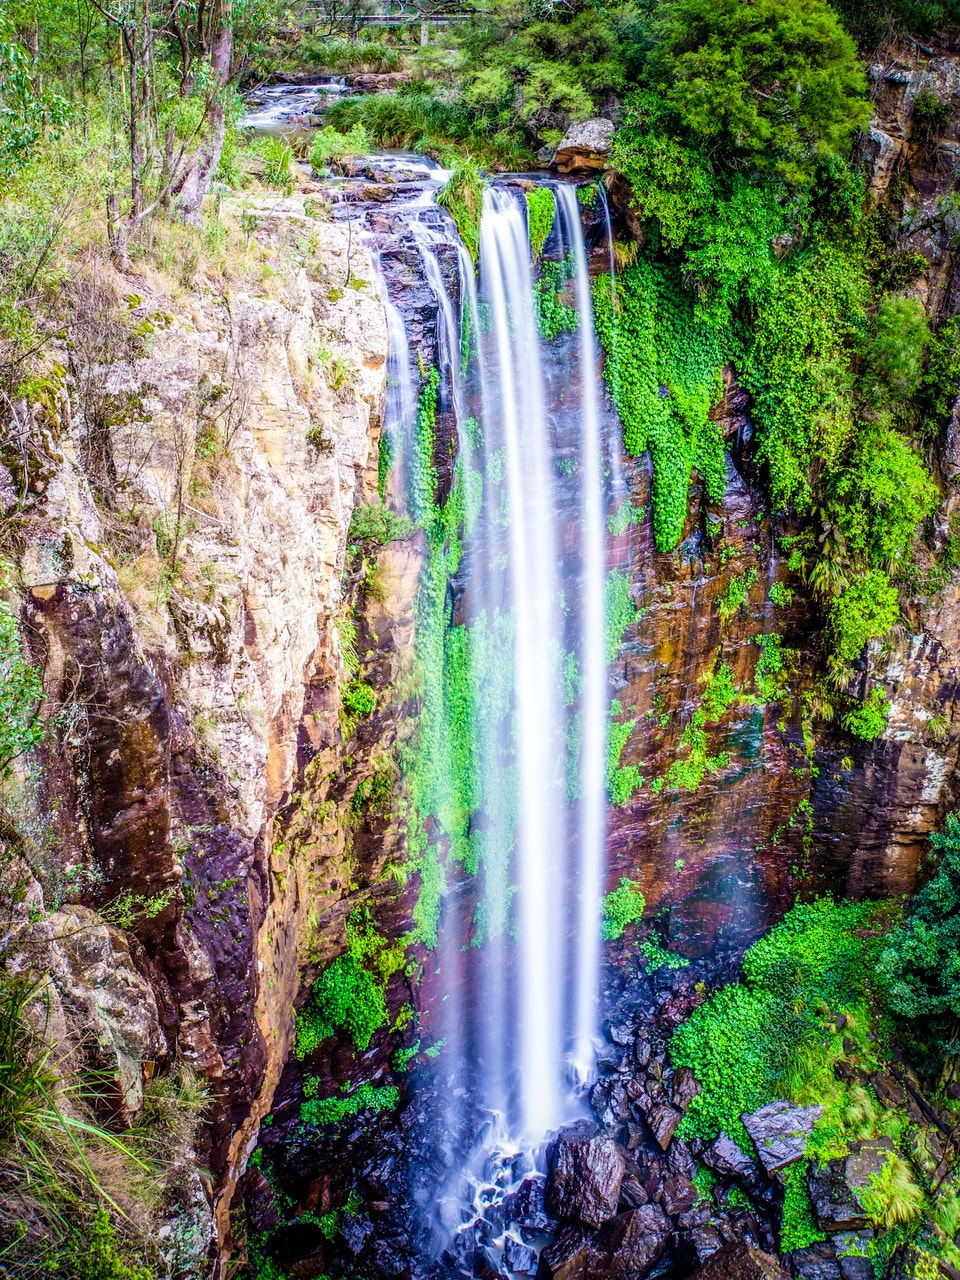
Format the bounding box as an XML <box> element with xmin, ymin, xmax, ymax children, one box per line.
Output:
<box><xmin>372</xmin><ymin>169</ymin><xmax>617</xmax><ymax>1252</ymax></box>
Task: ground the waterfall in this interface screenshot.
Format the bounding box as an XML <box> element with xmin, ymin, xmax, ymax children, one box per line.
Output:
<box><xmin>554</xmin><ymin>184</ymin><xmax>608</xmax><ymax>1087</ymax></box>
<box><xmin>366</xmin><ymin>168</ymin><xmax>611</xmax><ymax>1219</ymax></box>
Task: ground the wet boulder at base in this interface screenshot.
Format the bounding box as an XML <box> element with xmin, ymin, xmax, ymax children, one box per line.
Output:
<box><xmin>587</xmin><ymin>1204</ymin><xmax>671</xmax><ymax>1280</ymax></box>
<box><xmin>545</xmin><ymin>1122</ymin><xmax>626</xmax><ymax>1228</ymax></box>
<box><xmin>687</xmin><ymin>1240</ymin><xmax>790</xmax><ymax>1280</ymax></box>
<box><xmin>742</xmin><ymin>1101</ymin><xmax>823</xmax><ymax>1175</ymax></box>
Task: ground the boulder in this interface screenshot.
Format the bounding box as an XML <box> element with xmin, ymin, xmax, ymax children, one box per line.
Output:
<box><xmin>505</xmin><ymin>1176</ymin><xmax>555</xmax><ymax>1232</ymax></box>
<box><xmin>672</xmin><ymin>1067</ymin><xmax>702</xmax><ymax>1113</ymax></box>
<box><xmin>687</xmin><ymin>1241</ymin><xmax>790</xmax><ymax>1279</ymax></box>
<box><xmin>789</xmin><ymin>1242</ymin><xmax>841</xmax><ymax>1279</ymax></box>
<box><xmin>638</xmin><ymin>1096</ymin><xmax>684</xmax><ymax>1150</ymax></box>
<box><xmin>742</xmin><ymin>1101</ymin><xmax>823</xmax><ymax>1175</ymax></box>
<box><xmin>504</xmin><ymin>1236</ymin><xmax>539</xmax><ymax>1275</ymax></box>
<box><xmin>546</xmin><ymin>1123</ymin><xmax>626</xmax><ymax>1228</ymax></box>
<box><xmin>588</xmin><ymin>1205</ymin><xmax>671</xmax><ymax>1280</ymax></box>
<box><xmin>808</xmin><ymin>1140</ymin><xmax>893</xmax><ymax>1233</ymax></box>
<box><xmin>536</xmin><ymin>1227</ymin><xmax>593</xmax><ymax>1280</ymax></box>
<box><xmin>702</xmin><ymin>1133</ymin><xmax>767</xmax><ymax>1197</ymax></box>
<box><xmin>552</xmin><ymin>119</ymin><xmax>615</xmax><ymax>175</ymax></box>
<box><xmin>659</xmin><ymin>1173</ymin><xmax>697</xmax><ymax>1216</ymax></box>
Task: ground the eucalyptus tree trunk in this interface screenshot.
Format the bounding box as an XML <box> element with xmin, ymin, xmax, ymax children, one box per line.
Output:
<box><xmin>171</xmin><ymin>0</ymin><xmax>232</xmax><ymax>221</ymax></box>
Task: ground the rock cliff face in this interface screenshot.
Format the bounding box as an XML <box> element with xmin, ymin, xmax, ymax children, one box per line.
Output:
<box><xmin>2</xmin><ymin>197</ymin><xmax>391</xmax><ymax>1269</ymax></box>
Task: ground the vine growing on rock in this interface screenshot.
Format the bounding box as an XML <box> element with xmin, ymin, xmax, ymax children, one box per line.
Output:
<box><xmin>526</xmin><ymin>187</ymin><xmax>555</xmax><ymax>259</ymax></box>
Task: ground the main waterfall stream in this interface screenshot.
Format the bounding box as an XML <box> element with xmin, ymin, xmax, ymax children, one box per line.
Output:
<box><xmin>365</xmin><ymin>161</ymin><xmax>620</xmax><ymax>1263</ymax></box>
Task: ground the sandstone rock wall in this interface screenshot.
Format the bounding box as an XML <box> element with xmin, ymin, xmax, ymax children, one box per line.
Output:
<box><xmin>1</xmin><ymin>196</ymin><xmax>391</xmax><ymax>1272</ymax></box>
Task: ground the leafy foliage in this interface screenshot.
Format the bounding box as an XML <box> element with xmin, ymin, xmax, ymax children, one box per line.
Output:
<box><xmin>300</xmin><ymin>1081</ymin><xmax>399</xmax><ymax>1129</ymax></box>
<box><xmin>437</xmin><ymin>154</ymin><xmax>485</xmax><ymax>263</ymax></box>
<box><xmin>672</xmin><ymin>898</ymin><xmax>884</xmax><ymax>1147</ymax></box>
<box><xmin>526</xmin><ymin>187</ymin><xmax>556</xmax><ymax>259</ymax></box>
<box><xmin>878</xmin><ymin>811</ymin><xmax>960</xmax><ymax>1024</ymax></box>
<box><xmin>601</xmin><ymin>878</ymin><xmax>646</xmax><ymax>941</ymax></box>
<box><xmin>645</xmin><ymin>0</ymin><xmax>869</xmax><ymax>185</ymax></box>
<box><xmin>294</xmin><ymin>909</ymin><xmax>405</xmax><ymax>1057</ymax></box>
<box><xmin>0</xmin><ymin>565</ymin><xmax>43</xmax><ymax>777</ymax></box>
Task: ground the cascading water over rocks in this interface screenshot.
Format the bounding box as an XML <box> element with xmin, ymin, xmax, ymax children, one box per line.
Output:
<box><xmin>371</xmin><ymin>173</ymin><xmax>618</xmax><ymax>1191</ymax></box>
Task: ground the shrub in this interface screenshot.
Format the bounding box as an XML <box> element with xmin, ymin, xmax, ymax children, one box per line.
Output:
<box><xmin>342</xmin><ymin>679</ymin><xmax>376</xmax><ymax>721</ymax></box>
<box><xmin>601</xmin><ymin>878</ymin><xmax>646</xmax><ymax>940</ymax></box>
<box><xmin>829</xmin><ymin>570</ymin><xmax>899</xmax><ymax>665</ymax></box>
<box><xmin>605</xmin><ymin>569</ymin><xmax>637</xmax><ymax>662</ymax></box>
<box><xmin>646</xmin><ymin>0</ymin><xmax>870</xmax><ymax>185</ymax></box>
<box><xmin>842</xmin><ymin>687</ymin><xmax>890</xmax><ymax>741</ymax></box>
<box><xmin>294</xmin><ymin>909</ymin><xmax>405</xmax><ymax>1057</ymax></box>
<box><xmin>300</xmin><ymin>1081</ymin><xmax>399</xmax><ymax>1129</ymax></box>
<box><xmin>309</xmin><ymin>124</ymin><xmax>369</xmax><ymax>173</ymax></box>
<box><xmin>437</xmin><ymin>154</ymin><xmax>485</xmax><ymax>263</ymax></box>
<box><xmin>526</xmin><ymin>187</ymin><xmax>556</xmax><ymax>258</ymax></box>
<box><xmin>878</xmin><ymin>810</ymin><xmax>960</xmax><ymax>1023</ymax></box>
<box><xmin>0</xmin><ymin>563</ymin><xmax>44</xmax><ymax>777</ymax></box>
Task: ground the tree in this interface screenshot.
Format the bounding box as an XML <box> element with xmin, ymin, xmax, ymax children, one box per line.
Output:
<box><xmin>645</xmin><ymin>0</ymin><xmax>870</xmax><ymax>184</ymax></box>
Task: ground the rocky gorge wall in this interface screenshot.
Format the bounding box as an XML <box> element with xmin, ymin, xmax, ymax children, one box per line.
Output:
<box><xmin>5</xmin><ymin>33</ymin><xmax>960</xmax><ymax>1280</ymax></box>
<box><xmin>1</xmin><ymin>195</ymin><xmax>397</xmax><ymax>1272</ymax></box>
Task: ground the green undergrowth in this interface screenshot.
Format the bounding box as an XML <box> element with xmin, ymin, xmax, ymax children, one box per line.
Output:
<box><xmin>640</xmin><ymin>938</ymin><xmax>690</xmax><ymax>972</ymax></box>
<box><xmin>526</xmin><ymin>187</ymin><xmax>556</xmax><ymax>259</ymax></box>
<box><xmin>601</xmin><ymin>878</ymin><xmax>646</xmax><ymax>941</ymax></box>
<box><xmin>669</xmin><ymin>895</ymin><xmax>960</xmax><ymax>1267</ymax></box>
<box><xmin>605</xmin><ymin>569</ymin><xmax>637</xmax><ymax>663</ymax></box>
<box><xmin>295</xmin><ymin>908</ymin><xmax>406</xmax><ymax>1057</ymax></box>
<box><xmin>437</xmin><ymin>154</ymin><xmax>485</xmax><ymax>263</ymax></box>
<box><xmin>608</xmin><ymin>698</ymin><xmax>643</xmax><ymax>807</ymax></box>
<box><xmin>660</xmin><ymin>661</ymin><xmax>737</xmax><ymax>792</ymax></box>
<box><xmin>324</xmin><ymin>89</ymin><xmax>534</xmax><ymax>170</ymax></box>
<box><xmin>593</xmin><ymin>258</ymin><xmax>730</xmax><ymax>551</ymax></box>
<box><xmin>535</xmin><ymin>254</ymin><xmax>578</xmax><ymax>341</ymax></box>
<box><xmin>300</xmin><ymin>1080</ymin><xmax>399</xmax><ymax>1129</ymax></box>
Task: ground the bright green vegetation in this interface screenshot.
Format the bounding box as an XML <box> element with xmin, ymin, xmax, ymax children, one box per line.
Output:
<box><xmin>662</xmin><ymin>662</ymin><xmax>737</xmax><ymax>791</ymax></box>
<box><xmin>324</xmin><ymin>87</ymin><xmax>534</xmax><ymax>170</ymax></box>
<box><xmin>535</xmin><ymin>255</ymin><xmax>578</xmax><ymax>341</ymax></box>
<box><xmin>300</xmin><ymin>1080</ymin><xmax>399</xmax><ymax>1129</ymax></box>
<box><xmin>601</xmin><ymin>877</ymin><xmax>646</xmax><ymax>941</ymax></box>
<box><xmin>607</xmin><ymin>700</ymin><xmax>643</xmax><ymax>807</ymax></box>
<box><xmin>526</xmin><ymin>187</ymin><xmax>556</xmax><ymax>259</ymax></box>
<box><xmin>672</xmin><ymin>897</ymin><xmax>888</xmax><ymax>1148</ymax></box>
<box><xmin>671</xmin><ymin>868</ymin><xmax>960</xmax><ymax>1272</ymax></box>
<box><xmin>879</xmin><ymin>810</ymin><xmax>960</xmax><ymax>1055</ymax></box>
<box><xmin>294</xmin><ymin>909</ymin><xmax>406</xmax><ymax>1057</ymax></box>
<box><xmin>593</xmin><ymin>260</ymin><xmax>728</xmax><ymax>551</ymax></box>
<box><xmin>605</xmin><ymin>569</ymin><xmax>637</xmax><ymax>663</ymax></box>
<box><xmin>437</xmin><ymin>154</ymin><xmax>485</xmax><ymax>262</ymax></box>
<box><xmin>718</xmin><ymin>567</ymin><xmax>758</xmax><ymax>621</ymax></box>
<box><xmin>341</xmin><ymin>679</ymin><xmax>377</xmax><ymax>737</ymax></box>
<box><xmin>841</xmin><ymin>686</ymin><xmax>891</xmax><ymax>741</ymax></box>
<box><xmin>754</xmin><ymin>633</ymin><xmax>791</xmax><ymax>703</ymax></box>
<box><xmin>410</xmin><ymin>367</ymin><xmax>441</xmax><ymax>527</ymax></box>
<box><xmin>640</xmin><ymin>938</ymin><xmax>690</xmax><ymax>972</ymax></box>
<box><xmin>348</xmin><ymin>503</ymin><xmax>414</xmax><ymax>551</ymax></box>
<box><xmin>607</xmin><ymin>500</ymin><xmax>645</xmax><ymax>537</ymax></box>
<box><xmin>310</xmin><ymin>124</ymin><xmax>370</xmax><ymax>173</ymax></box>
<box><xmin>0</xmin><ymin>563</ymin><xmax>43</xmax><ymax>777</ymax></box>
<box><xmin>0</xmin><ymin>969</ymin><xmax>207</xmax><ymax>1275</ymax></box>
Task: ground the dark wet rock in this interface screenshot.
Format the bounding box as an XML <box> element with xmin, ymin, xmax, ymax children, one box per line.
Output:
<box><xmin>545</xmin><ymin>1122</ymin><xmax>626</xmax><ymax>1227</ymax></box>
<box><xmin>659</xmin><ymin>1174</ymin><xmax>697</xmax><ymax>1216</ymax></box>
<box><xmin>608</xmin><ymin>1021</ymin><xmax>634</xmax><ymax>1047</ymax></box>
<box><xmin>671</xmin><ymin>1067</ymin><xmax>702</xmax><ymax>1113</ymax></box>
<box><xmin>474</xmin><ymin>1244</ymin><xmax>508</xmax><ymax>1280</ymax></box>
<box><xmin>505</xmin><ymin>1176</ymin><xmax>555</xmax><ymax>1232</ymax></box>
<box><xmin>634</xmin><ymin>1037</ymin><xmax>653</xmax><ymax>1069</ymax></box>
<box><xmin>790</xmin><ymin>1241</ymin><xmax>841</xmax><ymax>1280</ymax></box>
<box><xmin>589</xmin><ymin>1205</ymin><xmax>671</xmax><ymax>1280</ymax></box>
<box><xmin>535</xmin><ymin>1227</ymin><xmax>593</xmax><ymax>1280</ymax></box>
<box><xmin>504</xmin><ymin>1236</ymin><xmax>539</xmax><ymax>1275</ymax></box>
<box><xmin>635</xmin><ymin>1094</ymin><xmax>683</xmax><ymax>1150</ymax></box>
<box><xmin>807</xmin><ymin>1158</ymin><xmax>867</xmax><ymax>1232</ymax></box>
<box><xmin>702</xmin><ymin>1134</ymin><xmax>766</xmax><ymax>1196</ymax></box>
<box><xmin>674</xmin><ymin>1224</ymin><xmax>725</xmax><ymax>1271</ymax></box>
<box><xmin>241</xmin><ymin>1168</ymin><xmax>278</xmax><ymax>1234</ymax></box>
<box><xmin>666</xmin><ymin>1139</ymin><xmax>698</xmax><ymax>1180</ymax></box>
<box><xmin>688</xmin><ymin>1240</ymin><xmax>790</xmax><ymax>1280</ymax></box>
<box><xmin>340</xmin><ymin>1214</ymin><xmax>374</xmax><ymax>1256</ymax></box>
<box><xmin>619</xmin><ymin>1167</ymin><xmax>650</xmax><ymax>1209</ymax></box>
<box><xmin>807</xmin><ymin>1140</ymin><xmax>894</xmax><ymax>1233</ymax></box>
<box><xmin>742</xmin><ymin>1101</ymin><xmax>823</xmax><ymax>1175</ymax></box>
<box><xmin>838</xmin><ymin>1257</ymin><xmax>874</xmax><ymax>1280</ymax></box>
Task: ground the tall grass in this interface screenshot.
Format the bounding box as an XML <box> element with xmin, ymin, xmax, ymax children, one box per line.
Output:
<box><xmin>324</xmin><ymin>89</ymin><xmax>534</xmax><ymax>170</ymax></box>
<box><xmin>300</xmin><ymin>36</ymin><xmax>404</xmax><ymax>74</ymax></box>
<box><xmin>0</xmin><ymin>969</ymin><xmax>207</xmax><ymax>1276</ymax></box>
